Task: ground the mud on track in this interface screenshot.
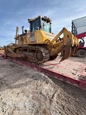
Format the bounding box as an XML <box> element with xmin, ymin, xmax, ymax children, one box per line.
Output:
<box><xmin>0</xmin><ymin>56</ymin><xmax>86</xmax><ymax>115</ymax></box>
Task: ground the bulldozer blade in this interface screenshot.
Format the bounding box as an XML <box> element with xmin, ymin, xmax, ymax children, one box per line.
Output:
<box><xmin>5</xmin><ymin>47</ymin><xmax>25</xmax><ymax>58</ymax></box>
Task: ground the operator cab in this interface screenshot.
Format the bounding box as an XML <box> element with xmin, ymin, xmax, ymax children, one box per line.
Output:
<box><xmin>28</xmin><ymin>16</ymin><xmax>52</xmax><ymax>33</ymax></box>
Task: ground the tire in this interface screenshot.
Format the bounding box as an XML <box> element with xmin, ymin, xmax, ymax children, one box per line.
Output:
<box><xmin>76</xmin><ymin>49</ymin><xmax>86</xmax><ymax>58</ymax></box>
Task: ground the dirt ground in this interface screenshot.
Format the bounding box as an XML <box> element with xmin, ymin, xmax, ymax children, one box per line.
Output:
<box><xmin>0</xmin><ymin>56</ymin><xmax>86</xmax><ymax>115</ymax></box>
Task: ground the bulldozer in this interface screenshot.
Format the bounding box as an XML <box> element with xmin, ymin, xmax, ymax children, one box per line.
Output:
<box><xmin>4</xmin><ymin>16</ymin><xmax>79</xmax><ymax>64</ymax></box>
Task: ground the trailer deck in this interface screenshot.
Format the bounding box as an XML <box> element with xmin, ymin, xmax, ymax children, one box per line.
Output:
<box><xmin>1</xmin><ymin>54</ymin><xmax>86</xmax><ymax>90</ymax></box>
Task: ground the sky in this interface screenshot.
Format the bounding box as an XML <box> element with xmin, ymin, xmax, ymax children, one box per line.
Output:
<box><xmin>0</xmin><ymin>0</ymin><xmax>86</xmax><ymax>46</ymax></box>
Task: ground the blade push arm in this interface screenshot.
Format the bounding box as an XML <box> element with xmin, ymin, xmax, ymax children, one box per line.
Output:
<box><xmin>50</xmin><ymin>28</ymin><xmax>79</xmax><ymax>61</ymax></box>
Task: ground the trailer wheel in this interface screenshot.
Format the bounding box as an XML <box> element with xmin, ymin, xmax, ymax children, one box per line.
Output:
<box><xmin>77</xmin><ymin>49</ymin><xmax>86</xmax><ymax>58</ymax></box>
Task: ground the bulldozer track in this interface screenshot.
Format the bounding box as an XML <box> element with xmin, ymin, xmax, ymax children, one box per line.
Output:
<box><xmin>12</xmin><ymin>45</ymin><xmax>50</xmax><ymax>64</ymax></box>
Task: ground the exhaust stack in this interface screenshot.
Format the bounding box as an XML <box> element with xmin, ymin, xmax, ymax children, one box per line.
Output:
<box><xmin>22</xmin><ymin>26</ymin><xmax>24</xmax><ymax>34</ymax></box>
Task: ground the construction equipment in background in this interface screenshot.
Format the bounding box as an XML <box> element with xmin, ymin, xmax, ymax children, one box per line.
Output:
<box><xmin>4</xmin><ymin>16</ymin><xmax>78</xmax><ymax>64</ymax></box>
<box><xmin>72</xmin><ymin>16</ymin><xmax>86</xmax><ymax>58</ymax></box>
<box><xmin>76</xmin><ymin>33</ymin><xmax>86</xmax><ymax>58</ymax></box>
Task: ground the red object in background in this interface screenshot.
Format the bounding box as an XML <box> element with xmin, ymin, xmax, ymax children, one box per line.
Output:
<box><xmin>76</xmin><ymin>32</ymin><xmax>86</xmax><ymax>48</ymax></box>
<box><xmin>76</xmin><ymin>32</ymin><xmax>86</xmax><ymax>38</ymax></box>
<box><xmin>71</xmin><ymin>18</ymin><xmax>86</xmax><ymax>57</ymax></box>
<box><xmin>78</xmin><ymin>38</ymin><xmax>85</xmax><ymax>48</ymax></box>
<box><xmin>75</xmin><ymin>32</ymin><xmax>86</xmax><ymax>58</ymax></box>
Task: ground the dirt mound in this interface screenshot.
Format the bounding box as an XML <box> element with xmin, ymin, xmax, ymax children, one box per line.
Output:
<box><xmin>0</xmin><ymin>56</ymin><xmax>86</xmax><ymax>115</ymax></box>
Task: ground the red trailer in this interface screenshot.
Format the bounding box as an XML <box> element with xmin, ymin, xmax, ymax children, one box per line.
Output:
<box><xmin>76</xmin><ymin>32</ymin><xmax>86</xmax><ymax>57</ymax></box>
<box><xmin>72</xmin><ymin>16</ymin><xmax>86</xmax><ymax>57</ymax></box>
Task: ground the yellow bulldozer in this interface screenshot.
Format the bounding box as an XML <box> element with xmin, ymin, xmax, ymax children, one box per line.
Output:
<box><xmin>4</xmin><ymin>16</ymin><xmax>78</xmax><ymax>64</ymax></box>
